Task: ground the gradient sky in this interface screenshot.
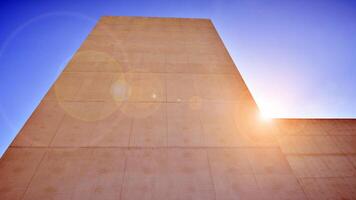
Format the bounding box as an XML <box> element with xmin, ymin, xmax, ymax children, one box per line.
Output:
<box><xmin>1</xmin><ymin>0</ymin><xmax>356</xmax><ymax>156</ymax></box>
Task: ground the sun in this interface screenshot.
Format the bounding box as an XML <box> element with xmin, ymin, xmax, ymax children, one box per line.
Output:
<box><xmin>259</xmin><ymin>110</ymin><xmax>273</xmax><ymax>122</ymax></box>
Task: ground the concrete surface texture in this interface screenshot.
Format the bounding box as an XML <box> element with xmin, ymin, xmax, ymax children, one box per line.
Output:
<box><xmin>1</xmin><ymin>16</ymin><xmax>356</xmax><ymax>200</ymax></box>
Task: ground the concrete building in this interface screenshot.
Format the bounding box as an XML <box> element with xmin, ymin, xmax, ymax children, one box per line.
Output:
<box><xmin>0</xmin><ymin>16</ymin><xmax>355</xmax><ymax>199</ymax></box>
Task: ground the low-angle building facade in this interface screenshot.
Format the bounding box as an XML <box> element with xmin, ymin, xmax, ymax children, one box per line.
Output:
<box><xmin>0</xmin><ymin>16</ymin><xmax>355</xmax><ymax>199</ymax></box>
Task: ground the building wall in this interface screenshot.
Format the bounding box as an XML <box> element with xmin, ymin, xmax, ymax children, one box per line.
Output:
<box><xmin>1</xmin><ymin>16</ymin><xmax>355</xmax><ymax>200</ymax></box>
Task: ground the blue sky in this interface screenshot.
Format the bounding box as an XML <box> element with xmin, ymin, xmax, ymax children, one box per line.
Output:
<box><xmin>1</xmin><ymin>0</ymin><xmax>356</xmax><ymax>156</ymax></box>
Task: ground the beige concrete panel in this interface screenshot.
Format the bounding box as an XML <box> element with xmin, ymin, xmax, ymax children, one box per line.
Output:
<box><xmin>129</xmin><ymin>103</ymin><xmax>167</xmax><ymax>147</ymax></box>
<box><xmin>124</xmin><ymin>73</ymin><xmax>166</xmax><ymax>102</ymax></box>
<box><xmin>166</xmin><ymin>74</ymin><xmax>197</xmax><ymax>102</ymax></box>
<box><xmin>207</xmin><ymin>149</ymin><xmax>262</xmax><ymax>199</ymax></box>
<box><xmin>333</xmin><ymin>135</ymin><xmax>356</xmax><ymax>153</ymax></box>
<box><xmin>75</xmin><ymin>72</ymin><xmax>115</xmax><ymax>101</ymax></box>
<box><xmin>23</xmin><ymin>148</ymin><xmax>125</xmax><ymax>200</ymax></box>
<box><xmin>287</xmin><ymin>155</ymin><xmax>355</xmax><ymax>178</ymax></box>
<box><xmin>248</xmin><ymin>148</ymin><xmax>292</xmax><ymax>175</ymax></box>
<box><xmin>299</xmin><ymin>177</ymin><xmax>356</xmax><ymax>200</ymax></box>
<box><xmin>277</xmin><ymin>119</ymin><xmax>328</xmax><ymax>136</ymax></box>
<box><xmin>0</xmin><ymin>148</ymin><xmax>46</xmax><ymax>200</ymax></box>
<box><xmin>12</xmin><ymin>101</ymin><xmax>65</xmax><ymax>147</ymax></box>
<box><xmin>89</xmin><ymin>108</ymin><xmax>132</xmax><ymax>147</ymax></box>
<box><xmin>50</xmin><ymin>101</ymin><xmax>108</xmax><ymax>147</ymax></box>
<box><xmin>255</xmin><ymin>175</ymin><xmax>307</xmax><ymax>200</ymax></box>
<box><xmin>278</xmin><ymin>135</ymin><xmax>341</xmax><ymax>154</ymax></box>
<box><xmin>122</xmin><ymin>149</ymin><xmax>214</xmax><ymax>200</ymax></box>
<box><xmin>167</xmin><ymin>103</ymin><xmax>204</xmax><ymax>146</ymax></box>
